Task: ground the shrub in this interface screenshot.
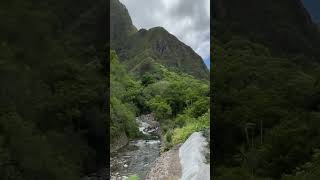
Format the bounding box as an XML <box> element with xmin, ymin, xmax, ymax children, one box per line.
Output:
<box><xmin>172</xmin><ymin>112</ymin><xmax>209</xmax><ymax>144</ymax></box>
<box><xmin>126</xmin><ymin>174</ymin><xmax>139</xmax><ymax>180</ymax></box>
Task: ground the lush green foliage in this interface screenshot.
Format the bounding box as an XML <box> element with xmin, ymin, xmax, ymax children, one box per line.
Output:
<box><xmin>0</xmin><ymin>0</ymin><xmax>106</xmax><ymax>179</ymax></box>
<box><xmin>110</xmin><ymin>51</ymin><xmax>140</xmax><ymax>140</ymax></box>
<box><xmin>213</xmin><ymin>32</ymin><xmax>320</xmax><ymax>179</ymax></box>
<box><xmin>213</xmin><ymin>0</ymin><xmax>320</xmax><ymax>57</ymax></box>
<box><xmin>213</xmin><ymin>3</ymin><xmax>320</xmax><ymax>178</ymax></box>
<box><xmin>147</xmin><ymin>96</ymin><xmax>172</xmax><ymax>120</ymax></box>
<box><xmin>137</xmin><ymin>64</ymin><xmax>210</xmax><ymax>149</ymax></box>
<box><xmin>126</xmin><ymin>174</ymin><xmax>139</xmax><ymax>180</ymax></box>
<box><xmin>281</xmin><ymin>149</ymin><xmax>320</xmax><ymax>179</ymax></box>
<box><xmin>110</xmin><ymin>49</ymin><xmax>210</xmax><ymax>149</ymax></box>
<box><xmin>172</xmin><ymin>112</ymin><xmax>210</xmax><ymax>144</ymax></box>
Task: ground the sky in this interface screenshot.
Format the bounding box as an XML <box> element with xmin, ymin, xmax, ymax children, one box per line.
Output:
<box><xmin>119</xmin><ymin>0</ymin><xmax>210</xmax><ymax>69</ymax></box>
<box><xmin>303</xmin><ymin>0</ymin><xmax>320</xmax><ymax>23</ymax></box>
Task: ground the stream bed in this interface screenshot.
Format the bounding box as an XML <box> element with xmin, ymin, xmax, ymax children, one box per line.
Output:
<box><xmin>110</xmin><ymin>114</ymin><xmax>161</xmax><ymax>180</ymax></box>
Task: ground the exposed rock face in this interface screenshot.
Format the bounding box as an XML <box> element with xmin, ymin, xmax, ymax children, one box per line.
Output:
<box><xmin>179</xmin><ymin>132</ymin><xmax>210</xmax><ymax>180</ymax></box>
<box><xmin>110</xmin><ymin>0</ymin><xmax>137</xmax><ymax>48</ymax></box>
<box><xmin>119</xmin><ymin>27</ymin><xmax>209</xmax><ymax>80</ymax></box>
<box><xmin>146</xmin><ymin>132</ymin><xmax>210</xmax><ymax>180</ymax></box>
<box><xmin>110</xmin><ymin>0</ymin><xmax>209</xmax><ymax>80</ymax></box>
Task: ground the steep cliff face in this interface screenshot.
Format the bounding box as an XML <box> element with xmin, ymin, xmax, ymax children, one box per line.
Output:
<box><xmin>110</xmin><ymin>0</ymin><xmax>137</xmax><ymax>48</ymax></box>
<box><xmin>119</xmin><ymin>27</ymin><xmax>209</xmax><ymax>80</ymax></box>
<box><xmin>110</xmin><ymin>0</ymin><xmax>209</xmax><ymax>80</ymax></box>
<box><xmin>213</xmin><ymin>0</ymin><xmax>320</xmax><ymax>56</ymax></box>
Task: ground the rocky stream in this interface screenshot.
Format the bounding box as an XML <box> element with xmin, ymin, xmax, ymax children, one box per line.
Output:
<box><xmin>110</xmin><ymin>114</ymin><xmax>161</xmax><ymax>180</ymax></box>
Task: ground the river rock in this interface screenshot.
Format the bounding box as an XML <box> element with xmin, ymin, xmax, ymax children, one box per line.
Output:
<box><xmin>111</xmin><ymin>114</ymin><xmax>161</xmax><ymax>179</ymax></box>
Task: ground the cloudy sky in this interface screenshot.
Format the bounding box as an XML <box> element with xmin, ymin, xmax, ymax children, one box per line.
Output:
<box><xmin>119</xmin><ymin>0</ymin><xmax>210</xmax><ymax>68</ymax></box>
<box><xmin>303</xmin><ymin>0</ymin><xmax>320</xmax><ymax>23</ymax></box>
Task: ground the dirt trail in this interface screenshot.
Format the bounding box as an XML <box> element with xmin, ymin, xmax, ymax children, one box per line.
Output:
<box><xmin>145</xmin><ymin>145</ymin><xmax>182</xmax><ymax>180</ymax></box>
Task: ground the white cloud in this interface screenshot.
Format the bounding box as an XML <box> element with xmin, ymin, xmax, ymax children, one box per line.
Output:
<box><xmin>119</xmin><ymin>0</ymin><xmax>210</xmax><ymax>62</ymax></box>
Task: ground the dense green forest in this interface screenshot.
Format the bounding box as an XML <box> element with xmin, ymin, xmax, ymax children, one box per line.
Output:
<box><xmin>213</xmin><ymin>35</ymin><xmax>320</xmax><ymax>179</ymax></box>
<box><xmin>110</xmin><ymin>50</ymin><xmax>210</xmax><ymax>151</ymax></box>
<box><xmin>213</xmin><ymin>0</ymin><xmax>320</xmax><ymax>179</ymax></box>
<box><xmin>110</xmin><ymin>50</ymin><xmax>140</xmax><ymax>140</ymax></box>
<box><xmin>0</xmin><ymin>0</ymin><xmax>107</xmax><ymax>179</ymax></box>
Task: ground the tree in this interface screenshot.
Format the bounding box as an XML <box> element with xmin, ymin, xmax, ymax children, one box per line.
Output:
<box><xmin>148</xmin><ymin>95</ymin><xmax>172</xmax><ymax>120</ymax></box>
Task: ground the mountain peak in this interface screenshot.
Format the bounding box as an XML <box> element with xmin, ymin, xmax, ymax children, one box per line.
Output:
<box><xmin>110</xmin><ymin>0</ymin><xmax>137</xmax><ymax>47</ymax></box>
<box><xmin>149</xmin><ymin>26</ymin><xmax>167</xmax><ymax>32</ymax></box>
<box><xmin>118</xmin><ymin>26</ymin><xmax>209</xmax><ymax>79</ymax></box>
<box><xmin>111</xmin><ymin>0</ymin><xmax>209</xmax><ymax>80</ymax></box>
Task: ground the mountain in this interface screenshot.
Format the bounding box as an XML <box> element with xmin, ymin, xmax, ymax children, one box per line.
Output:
<box><xmin>110</xmin><ymin>0</ymin><xmax>209</xmax><ymax>80</ymax></box>
<box><xmin>213</xmin><ymin>0</ymin><xmax>320</xmax><ymax>57</ymax></box>
<box><xmin>110</xmin><ymin>0</ymin><xmax>137</xmax><ymax>48</ymax></box>
<box><xmin>118</xmin><ymin>27</ymin><xmax>209</xmax><ymax>79</ymax></box>
<box><xmin>213</xmin><ymin>0</ymin><xmax>320</xmax><ymax>179</ymax></box>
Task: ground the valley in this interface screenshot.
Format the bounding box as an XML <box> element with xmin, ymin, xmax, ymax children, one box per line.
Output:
<box><xmin>110</xmin><ymin>0</ymin><xmax>210</xmax><ymax>179</ymax></box>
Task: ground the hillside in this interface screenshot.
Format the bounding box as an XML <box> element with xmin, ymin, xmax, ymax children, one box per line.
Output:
<box><xmin>110</xmin><ymin>0</ymin><xmax>209</xmax><ymax>80</ymax></box>
<box><xmin>110</xmin><ymin>49</ymin><xmax>210</xmax><ymax>178</ymax></box>
<box><xmin>0</xmin><ymin>0</ymin><xmax>107</xmax><ymax>179</ymax></box>
<box><xmin>213</xmin><ymin>0</ymin><xmax>320</xmax><ymax>179</ymax></box>
<box><xmin>110</xmin><ymin>0</ymin><xmax>137</xmax><ymax>48</ymax></box>
<box><xmin>213</xmin><ymin>0</ymin><xmax>320</xmax><ymax>57</ymax></box>
<box><xmin>119</xmin><ymin>27</ymin><xmax>209</xmax><ymax>79</ymax></box>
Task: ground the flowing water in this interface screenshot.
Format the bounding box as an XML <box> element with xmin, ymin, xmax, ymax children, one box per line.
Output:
<box><xmin>110</xmin><ymin>114</ymin><xmax>161</xmax><ymax>180</ymax></box>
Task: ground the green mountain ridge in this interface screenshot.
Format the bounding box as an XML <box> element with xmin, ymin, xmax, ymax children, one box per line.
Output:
<box><xmin>213</xmin><ymin>0</ymin><xmax>320</xmax><ymax>179</ymax></box>
<box><xmin>213</xmin><ymin>0</ymin><xmax>320</xmax><ymax>58</ymax></box>
<box><xmin>110</xmin><ymin>0</ymin><xmax>209</xmax><ymax>80</ymax></box>
<box><xmin>110</xmin><ymin>0</ymin><xmax>137</xmax><ymax>48</ymax></box>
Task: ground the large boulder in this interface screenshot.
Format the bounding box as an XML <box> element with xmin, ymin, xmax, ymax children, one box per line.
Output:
<box><xmin>179</xmin><ymin>132</ymin><xmax>210</xmax><ymax>180</ymax></box>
